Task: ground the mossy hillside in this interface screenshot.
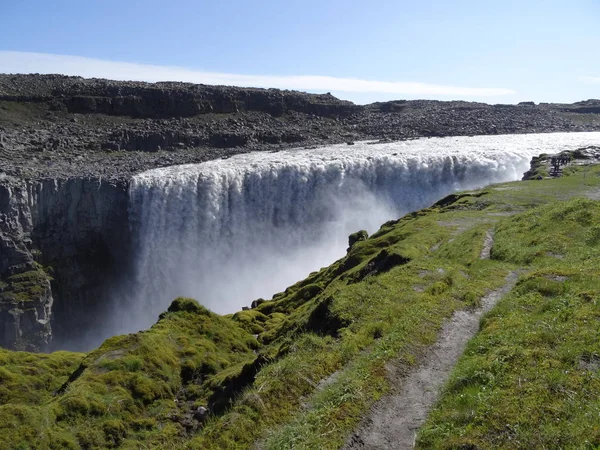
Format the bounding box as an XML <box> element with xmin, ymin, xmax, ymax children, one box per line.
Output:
<box><xmin>0</xmin><ymin>187</ymin><xmax>509</xmax><ymax>449</ymax></box>
<box><xmin>0</xmin><ymin>348</ymin><xmax>83</xmax><ymax>450</ymax></box>
<box><xmin>0</xmin><ymin>348</ymin><xmax>83</xmax><ymax>406</ymax></box>
<box><xmin>0</xmin><ymin>299</ymin><xmax>259</xmax><ymax>449</ymax></box>
<box><xmin>2</xmin><ymin>162</ymin><xmax>600</xmax><ymax>449</ymax></box>
<box><xmin>417</xmin><ymin>197</ymin><xmax>600</xmax><ymax>448</ymax></box>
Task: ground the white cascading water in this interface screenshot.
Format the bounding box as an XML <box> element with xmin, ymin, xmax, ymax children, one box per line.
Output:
<box><xmin>110</xmin><ymin>132</ymin><xmax>599</xmax><ymax>335</ymax></box>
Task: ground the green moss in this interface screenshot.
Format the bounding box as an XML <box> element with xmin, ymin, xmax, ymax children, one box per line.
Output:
<box><xmin>348</xmin><ymin>229</ymin><xmax>368</xmax><ymax>249</ymax></box>
<box><xmin>102</xmin><ymin>419</ymin><xmax>128</xmax><ymax>448</ymax></box>
<box><xmin>166</xmin><ymin>297</ymin><xmax>208</xmax><ymax>314</ymax></box>
<box><xmin>75</xmin><ymin>427</ymin><xmax>104</xmax><ymax>449</ymax></box>
<box><xmin>0</xmin><ymin>268</ymin><xmax>51</xmax><ymax>303</ymax></box>
<box><xmin>0</xmin><ymin>349</ymin><xmax>83</xmax><ymax>406</ymax></box>
<box><xmin>231</xmin><ymin>309</ymin><xmax>269</xmax><ymax>334</ymax></box>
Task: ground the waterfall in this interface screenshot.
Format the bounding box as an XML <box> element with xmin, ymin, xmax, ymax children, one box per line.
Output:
<box><xmin>115</xmin><ymin>132</ymin><xmax>599</xmax><ymax>334</ymax></box>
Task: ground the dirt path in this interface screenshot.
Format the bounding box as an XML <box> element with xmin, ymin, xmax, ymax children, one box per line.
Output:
<box><xmin>479</xmin><ymin>229</ymin><xmax>495</xmax><ymax>259</ymax></box>
<box><xmin>585</xmin><ymin>188</ymin><xmax>600</xmax><ymax>201</ymax></box>
<box><xmin>343</xmin><ymin>271</ymin><xmax>519</xmax><ymax>450</ymax></box>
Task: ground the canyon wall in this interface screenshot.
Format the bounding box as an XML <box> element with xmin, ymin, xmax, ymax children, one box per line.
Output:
<box><xmin>0</xmin><ymin>176</ymin><xmax>129</xmax><ymax>350</ymax></box>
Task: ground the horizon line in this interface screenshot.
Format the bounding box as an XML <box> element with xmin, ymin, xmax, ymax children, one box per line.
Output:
<box><xmin>0</xmin><ymin>50</ymin><xmax>518</xmax><ymax>102</ymax></box>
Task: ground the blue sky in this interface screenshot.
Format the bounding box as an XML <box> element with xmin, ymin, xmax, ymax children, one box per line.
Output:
<box><xmin>1</xmin><ymin>0</ymin><xmax>599</xmax><ymax>104</ymax></box>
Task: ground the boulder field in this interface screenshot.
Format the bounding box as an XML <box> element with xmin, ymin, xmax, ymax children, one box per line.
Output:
<box><xmin>1</xmin><ymin>74</ymin><xmax>600</xmax><ymax>180</ymax></box>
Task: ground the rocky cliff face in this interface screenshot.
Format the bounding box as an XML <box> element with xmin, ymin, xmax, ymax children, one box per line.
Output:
<box><xmin>0</xmin><ymin>177</ymin><xmax>52</xmax><ymax>350</ymax></box>
<box><xmin>0</xmin><ymin>74</ymin><xmax>357</xmax><ymax>118</ymax></box>
<box><xmin>0</xmin><ymin>175</ymin><xmax>130</xmax><ymax>350</ymax></box>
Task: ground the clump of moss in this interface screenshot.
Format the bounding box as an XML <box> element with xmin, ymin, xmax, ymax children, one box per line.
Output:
<box><xmin>231</xmin><ymin>309</ymin><xmax>269</xmax><ymax>334</ymax></box>
<box><xmin>348</xmin><ymin>229</ymin><xmax>368</xmax><ymax>250</ymax></box>
<box><xmin>0</xmin><ymin>348</ymin><xmax>83</xmax><ymax>405</ymax></box>
<box><xmin>102</xmin><ymin>419</ymin><xmax>128</xmax><ymax>448</ymax></box>
<box><xmin>0</xmin><ymin>296</ymin><xmax>260</xmax><ymax>448</ymax></box>
<box><xmin>167</xmin><ymin>297</ymin><xmax>207</xmax><ymax>314</ymax></box>
<box><xmin>0</xmin><ymin>268</ymin><xmax>51</xmax><ymax>303</ymax></box>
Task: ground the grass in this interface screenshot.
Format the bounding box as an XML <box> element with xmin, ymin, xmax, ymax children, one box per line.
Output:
<box><xmin>0</xmin><ymin>101</ymin><xmax>52</xmax><ymax>126</ymax></box>
<box><xmin>188</xmin><ymin>195</ymin><xmax>513</xmax><ymax>449</ymax></box>
<box><xmin>1</xmin><ymin>162</ymin><xmax>600</xmax><ymax>449</ymax></box>
<box><xmin>0</xmin><ymin>299</ymin><xmax>259</xmax><ymax>449</ymax></box>
<box><xmin>416</xmin><ymin>197</ymin><xmax>600</xmax><ymax>448</ymax></box>
<box><xmin>0</xmin><ymin>349</ymin><xmax>83</xmax><ymax>406</ymax></box>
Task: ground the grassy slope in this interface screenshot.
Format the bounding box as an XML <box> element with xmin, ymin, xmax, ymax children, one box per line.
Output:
<box><xmin>0</xmin><ymin>349</ymin><xmax>83</xmax><ymax>406</ymax></box>
<box><xmin>417</xmin><ymin>172</ymin><xmax>600</xmax><ymax>448</ymax></box>
<box><xmin>249</xmin><ymin>166</ymin><xmax>600</xmax><ymax>450</ymax></box>
<box><xmin>0</xmin><ymin>300</ymin><xmax>260</xmax><ymax>449</ymax></box>
<box><xmin>1</xmin><ymin>163</ymin><xmax>599</xmax><ymax>449</ymax></box>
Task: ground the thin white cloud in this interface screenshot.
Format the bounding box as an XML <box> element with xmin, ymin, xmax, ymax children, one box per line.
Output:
<box><xmin>0</xmin><ymin>50</ymin><xmax>516</xmax><ymax>97</ymax></box>
<box><xmin>579</xmin><ymin>75</ymin><xmax>600</xmax><ymax>84</ymax></box>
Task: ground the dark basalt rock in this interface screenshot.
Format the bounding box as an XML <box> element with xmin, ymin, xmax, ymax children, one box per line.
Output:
<box><xmin>1</xmin><ymin>74</ymin><xmax>357</xmax><ymax>119</ymax></box>
<box><xmin>1</xmin><ymin>74</ymin><xmax>599</xmax><ymax>181</ymax></box>
<box><xmin>207</xmin><ymin>355</ymin><xmax>267</xmax><ymax>415</ymax></box>
<box><xmin>250</xmin><ymin>298</ymin><xmax>265</xmax><ymax>309</ymax></box>
<box><xmin>0</xmin><ymin>175</ymin><xmax>131</xmax><ymax>351</ymax></box>
<box><xmin>304</xmin><ymin>296</ymin><xmax>350</xmax><ymax>337</ymax></box>
<box><xmin>350</xmin><ymin>249</ymin><xmax>411</xmax><ymax>283</ymax></box>
<box><xmin>559</xmin><ymin>99</ymin><xmax>600</xmax><ymax>114</ymax></box>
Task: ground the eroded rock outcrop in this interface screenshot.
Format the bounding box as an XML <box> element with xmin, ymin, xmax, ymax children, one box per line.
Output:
<box><xmin>0</xmin><ymin>177</ymin><xmax>52</xmax><ymax>350</ymax></box>
<box><xmin>0</xmin><ymin>175</ymin><xmax>130</xmax><ymax>350</ymax></box>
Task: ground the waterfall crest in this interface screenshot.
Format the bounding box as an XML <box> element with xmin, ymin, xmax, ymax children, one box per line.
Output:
<box><xmin>119</xmin><ymin>132</ymin><xmax>599</xmax><ymax>333</ymax></box>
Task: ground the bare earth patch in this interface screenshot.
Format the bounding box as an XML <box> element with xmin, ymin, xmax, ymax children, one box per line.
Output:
<box><xmin>492</xmin><ymin>186</ymin><xmax>520</xmax><ymax>191</ymax></box>
<box><xmin>479</xmin><ymin>228</ymin><xmax>495</xmax><ymax>260</ymax></box>
<box><xmin>585</xmin><ymin>188</ymin><xmax>600</xmax><ymax>201</ymax></box>
<box><xmin>343</xmin><ymin>271</ymin><xmax>519</xmax><ymax>450</ymax></box>
<box><xmin>485</xmin><ymin>211</ymin><xmax>518</xmax><ymax>217</ymax></box>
